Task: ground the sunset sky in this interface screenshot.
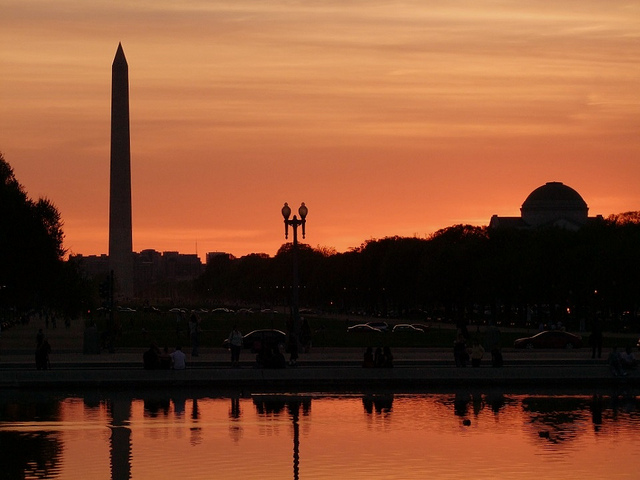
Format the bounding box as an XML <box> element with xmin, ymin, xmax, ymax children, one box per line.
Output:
<box><xmin>2</xmin><ymin>1</ymin><xmax>639</xmax><ymax>260</ymax></box>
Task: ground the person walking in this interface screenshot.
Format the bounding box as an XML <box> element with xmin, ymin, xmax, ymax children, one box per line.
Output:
<box><xmin>188</xmin><ymin>312</ymin><xmax>200</xmax><ymax>357</ymax></box>
<box><xmin>228</xmin><ymin>325</ymin><xmax>243</xmax><ymax>367</ymax></box>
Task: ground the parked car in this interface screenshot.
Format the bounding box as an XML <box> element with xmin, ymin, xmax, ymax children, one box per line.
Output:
<box><xmin>222</xmin><ymin>329</ymin><xmax>287</xmax><ymax>353</ymax></box>
<box><xmin>411</xmin><ymin>323</ymin><xmax>430</xmax><ymax>332</ymax></box>
<box><xmin>366</xmin><ymin>321</ymin><xmax>389</xmax><ymax>332</ymax></box>
<box><xmin>514</xmin><ymin>330</ymin><xmax>583</xmax><ymax>349</ymax></box>
<box><xmin>392</xmin><ymin>324</ymin><xmax>425</xmax><ymax>333</ymax></box>
<box><xmin>211</xmin><ymin>307</ymin><xmax>232</xmax><ymax>314</ymax></box>
<box><xmin>347</xmin><ymin>324</ymin><xmax>383</xmax><ymax>333</ymax></box>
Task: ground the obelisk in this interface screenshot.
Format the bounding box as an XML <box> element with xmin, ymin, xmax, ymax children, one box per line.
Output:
<box><xmin>109</xmin><ymin>43</ymin><xmax>134</xmax><ymax>298</ymax></box>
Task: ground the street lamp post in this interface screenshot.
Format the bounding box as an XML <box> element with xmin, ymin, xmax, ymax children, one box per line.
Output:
<box><xmin>281</xmin><ymin>202</ymin><xmax>308</xmax><ymax>351</ymax></box>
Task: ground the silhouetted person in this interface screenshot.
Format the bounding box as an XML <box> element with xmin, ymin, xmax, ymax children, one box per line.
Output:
<box><xmin>288</xmin><ymin>332</ymin><xmax>299</xmax><ymax>366</ymax></box>
<box><xmin>362</xmin><ymin>347</ymin><xmax>374</xmax><ymax>368</ymax></box>
<box><xmin>189</xmin><ymin>312</ymin><xmax>200</xmax><ymax>357</ymax></box>
<box><xmin>382</xmin><ymin>346</ymin><xmax>393</xmax><ymax>368</ymax></box>
<box><xmin>171</xmin><ymin>346</ymin><xmax>187</xmax><ymax>370</ymax></box>
<box><xmin>491</xmin><ymin>347</ymin><xmax>503</xmax><ymax>367</ymax></box>
<box><xmin>470</xmin><ymin>340</ymin><xmax>484</xmax><ymax>367</ymax></box>
<box><xmin>621</xmin><ymin>346</ymin><xmax>637</xmax><ymax>370</ymax></box>
<box><xmin>260</xmin><ymin>346</ymin><xmax>286</xmax><ymax>369</ymax></box>
<box><xmin>35</xmin><ymin>338</ymin><xmax>51</xmax><ymax>370</ymax></box>
<box><xmin>228</xmin><ymin>325</ymin><xmax>243</xmax><ymax>367</ymax></box>
<box><xmin>143</xmin><ymin>344</ymin><xmax>160</xmax><ymax>370</ymax></box>
<box><xmin>454</xmin><ymin>331</ymin><xmax>468</xmax><ymax>367</ymax></box>
<box><xmin>590</xmin><ymin>320</ymin><xmax>603</xmax><ymax>359</ymax></box>
<box><xmin>301</xmin><ymin>317</ymin><xmax>312</xmax><ymax>352</ymax></box>
<box><xmin>608</xmin><ymin>347</ymin><xmax>626</xmax><ymax>376</ymax></box>
<box><xmin>159</xmin><ymin>346</ymin><xmax>171</xmax><ymax>369</ymax></box>
<box><xmin>374</xmin><ymin>347</ymin><xmax>384</xmax><ymax>367</ymax></box>
<box><xmin>36</xmin><ymin>327</ymin><xmax>45</xmax><ymax>344</ymax></box>
<box><xmin>36</xmin><ymin>328</ymin><xmax>44</xmax><ymax>347</ymax></box>
<box><xmin>175</xmin><ymin>310</ymin><xmax>184</xmax><ymax>338</ymax></box>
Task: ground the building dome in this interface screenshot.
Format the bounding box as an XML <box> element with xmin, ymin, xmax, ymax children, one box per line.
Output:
<box><xmin>520</xmin><ymin>182</ymin><xmax>588</xmax><ymax>228</ymax></box>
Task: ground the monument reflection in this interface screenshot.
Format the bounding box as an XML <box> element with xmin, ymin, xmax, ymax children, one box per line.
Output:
<box><xmin>0</xmin><ymin>390</ymin><xmax>638</xmax><ymax>479</ymax></box>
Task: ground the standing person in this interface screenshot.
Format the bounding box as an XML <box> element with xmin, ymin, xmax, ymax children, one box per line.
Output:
<box><xmin>301</xmin><ymin>317</ymin><xmax>312</xmax><ymax>352</ymax></box>
<box><xmin>608</xmin><ymin>346</ymin><xmax>626</xmax><ymax>376</ymax></box>
<box><xmin>170</xmin><ymin>346</ymin><xmax>187</xmax><ymax>370</ymax></box>
<box><xmin>228</xmin><ymin>325</ymin><xmax>243</xmax><ymax>367</ymax></box>
<box><xmin>35</xmin><ymin>338</ymin><xmax>51</xmax><ymax>370</ymax></box>
<box><xmin>362</xmin><ymin>347</ymin><xmax>374</xmax><ymax>368</ymax></box>
<box><xmin>471</xmin><ymin>340</ymin><xmax>485</xmax><ymax>367</ymax></box>
<box><xmin>36</xmin><ymin>328</ymin><xmax>44</xmax><ymax>347</ymax></box>
<box><xmin>288</xmin><ymin>332</ymin><xmax>299</xmax><ymax>366</ymax></box>
<box><xmin>188</xmin><ymin>312</ymin><xmax>200</xmax><ymax>357</ymax></box>
<box><xmin>453</xmin><ymin>331</ymin><xmax>468</xmax><ymax>367</ymax></box>
<box><xmin>491</xmin><ymin>347</ymin><xmax>504</xmax><ymax>367</ymax></box>
<box><xmin>382</xmin><ymin>346</ymin><xmax>394</xmax><ymax>368</ymax></box>
<box><xmin>175</xmin><ymin>310</ymin><xmax>184</xmax><ymax>339</ymax></box>
<box><xmin>374</xmin><ymin>346</ymin><xmax>384</xmax><ymax>367</ymax></box>
<box><xmin>590</xmin><ymin>319</ymin><xmax>603</xmax><ymax>359</ymax></box>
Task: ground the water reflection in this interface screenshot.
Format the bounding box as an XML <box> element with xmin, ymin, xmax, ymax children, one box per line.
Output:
<box><xmin>228</xmin><ymin>396</ymin><xmax>242</xmax><ymax>443</ymax></box>
<box><xmin>108</xmin><ymin>397</ymin><xmax>131</xmax><ymax>480</ymax></box>
<box><xmin>0</xmin><ymin>389</ymin><xmax>638</xmax><ymax>480</ymax></box>
<box><xmin>362</xmin><ymin>393</ymin><xmax>394</xmax><ymax>414</ymax></box>
<box><xmin>0</xmin><ymin>430</ymin><xmax>61</xmax><ymax>479</ymax></box>
<box><xmin>591</xmin><ymin>394</ymin><xmax>603</xmax><ymax>431</ymax></box>
<box><xmin>252</xmin><ymin>396</ymin><xmax>312</xmax><ymax>480</ymax></box>
<box><xmin>191</xmin><ymin>398</ymin><xmax>202</xmax><ymax>446</ymax></box>
<box><xmin>0</xmin><ymin>395</ymin><xmax>62</xmax><ymax>478</ymax></box>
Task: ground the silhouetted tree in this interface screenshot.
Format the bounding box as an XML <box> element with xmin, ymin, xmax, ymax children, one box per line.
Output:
<box><xmin>0</xmin><ymin>152</ymin><xmax>86</xmax><ymax>314</ymax></box>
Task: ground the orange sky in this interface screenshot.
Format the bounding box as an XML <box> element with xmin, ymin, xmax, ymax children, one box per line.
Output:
<box><xmin>2</xmin><ymin>1</ymin><xmax>639</xmax><ymax>260</ymax></box>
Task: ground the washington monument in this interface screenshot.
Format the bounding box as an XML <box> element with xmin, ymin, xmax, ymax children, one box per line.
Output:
<box><xmin>109</xmin><ymin>43</ymin><xmax>134</xmax><ymax>298</ymax></box>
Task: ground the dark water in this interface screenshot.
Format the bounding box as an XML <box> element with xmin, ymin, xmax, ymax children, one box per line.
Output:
<box><xmin>0</xmin><ymin>388</ymin><xmax>638</xmax><ymax>479</ymax></box>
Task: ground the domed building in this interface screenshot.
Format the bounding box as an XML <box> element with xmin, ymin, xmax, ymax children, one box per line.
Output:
<box><xmin>490</xmin><ymin>182</ymin><xmax>601</xmax><ymax>230</ymax></box>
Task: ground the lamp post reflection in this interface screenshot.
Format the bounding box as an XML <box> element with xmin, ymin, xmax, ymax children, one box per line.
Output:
<box><xmin>253</xmin><ymin>395</ymin><xmax>311</xmax><ymax>480</ymax></box>
<box><xmin>288</xmin><ymin>401</ymin><xmax>300</xmax><ymax>480</ymax></box>
<box><xmin>281</xmin><ymin>202</ymin><xmax>308</xmax><ymax>360</ymax></box>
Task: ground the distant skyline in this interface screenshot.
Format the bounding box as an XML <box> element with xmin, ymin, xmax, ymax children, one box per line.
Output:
<box><xmin>2</xmin><ymin>1</ymin><xmax>639</xmax><ymax>260</ymax></box>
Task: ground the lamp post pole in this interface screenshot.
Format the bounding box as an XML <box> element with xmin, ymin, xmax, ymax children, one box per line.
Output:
<box><xmin>281</xmin><ymin>202</ymin><xmax>308</xmax><ymax>349</ymax></box>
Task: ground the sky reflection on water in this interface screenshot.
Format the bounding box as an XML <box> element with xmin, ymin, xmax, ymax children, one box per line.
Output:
<box><xmin>0</xmin><ymin>389</ymin><xmax>638</xmax><ymax>480</ymax></box>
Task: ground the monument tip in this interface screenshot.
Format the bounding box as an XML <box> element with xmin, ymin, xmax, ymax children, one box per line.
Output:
<box><xmin>113</xmin><ymin>43</ymin><xmax>127</xmax><ymax>66</ymax></box>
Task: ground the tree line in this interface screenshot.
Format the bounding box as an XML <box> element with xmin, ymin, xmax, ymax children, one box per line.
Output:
<box><xmin>2</xmin><ymin>152</ymin><xmax>638</xmax><ymax>332</ymax></box>
<box><xmin>196</xmin><ymin>217</ymin><xmax>640</xmax><ymax>332</ymax></box>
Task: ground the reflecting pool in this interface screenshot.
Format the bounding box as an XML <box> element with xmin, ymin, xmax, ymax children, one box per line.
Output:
<box><xmin>0</xmin><ymin>389</ymin><xmax>638</xmax><ymax>479</ymax></box>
